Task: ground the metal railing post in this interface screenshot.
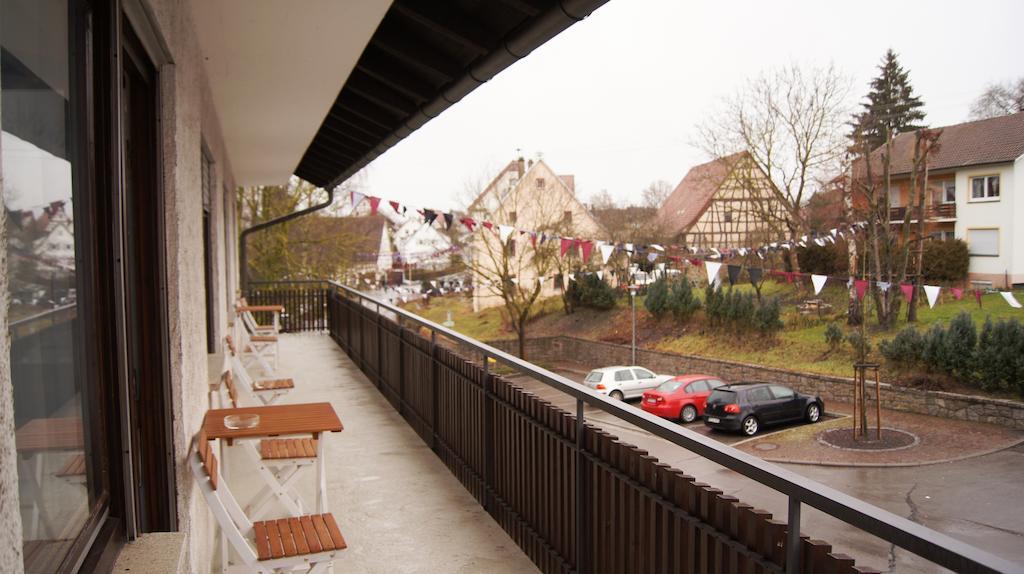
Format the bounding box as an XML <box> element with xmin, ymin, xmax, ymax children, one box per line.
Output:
<box><xmin>375</xmin><ymin>302</ymin><xmax>383</xmax><ymax>390</ymax></box>
<box><xmin>483</xmin><ymin>352</ymin><xmax>494</xmax><ymax>514</ymax></box>
<box><xmin>787</xmin><ymin>496</ymin><xmax>801</xmax><ymax>574</ymax></box>
<box><xmin>398</xmin><ymin>316</ymin><xmax>405</xmax><ymax>418</ymax></box>
<box><xmin>575</xmin><ymin>398</ymin><xmax>587</xmax><ymax>574</ymax></box>
<box><xmin>430</xmin><ymin>330</ymin><xmax>439</xmax><ymax>453</ymax></box>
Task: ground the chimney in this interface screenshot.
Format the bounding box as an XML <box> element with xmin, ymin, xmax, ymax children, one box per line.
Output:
<box><xmin>527</xmin><ymin>159</ymin><xmax>534</xmax><ymax>169</ymax></box>
<box><xmin>516</xmin><ymin>157</ymin><xmax>525</xmax><ymax>177</ymax></box>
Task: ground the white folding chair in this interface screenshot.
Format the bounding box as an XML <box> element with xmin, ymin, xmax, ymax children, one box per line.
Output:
<box><xmin>235</xmin><ymin>301</ymin><xmax>282</xmax><ymax>373</ymax></box>
<box><xmin>192</xmin><ymin>432</ymin><xmax>345</xmax><ymax>573</ymax></box>
<box><xmin>238</xmin><ymin>298</ymin><xmax>281</xmax><ymax>335</ymax></box>
<box><xmin>224</xmin><ymin>336</ymin><xmax>294</xmax><ymax>406</ymax></box>
<box><xmin>211</xmin><ymin>366</ymin><xmax>319</xmax><ymax>521</ymax></box>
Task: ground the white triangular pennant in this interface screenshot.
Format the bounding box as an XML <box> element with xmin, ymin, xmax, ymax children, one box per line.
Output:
<box><xmin>830</xmin><ymin>228</ymin><xmax>838</xmax><ymax>237</ymax></box>
<box><xmin>596</xmin><ymin>271</ymin><xmax>604</xmax><ymax>281</ymax></box>
<box><xmin>600</xmin><ymin>244</ymin><xmax>615</xmax><ymax>264</ymax></box>
<box><xmin>811</xmin><ymin>274</ymin><xmax>827</xmax><ymax>295</ymax></box>
<box><xmin>924</xmin><ymin>285</ymin><xmax>941</xmax><ymax>309</ymax></box>
<box><xmin>351</xmin><ymin>191</ymin><xmax>365</xmax><ymax>209</ymax></box>
<box><xmin>1000</xmin><ymin>291</ymin><xmax>1022</xmax><ymax>308</ymax></box>
<box><xmin>498</xmin><ymin>225</ymin><xmax>514</xmax><ymax>243</ymax></box>
<box><xmin>705</xmin><ymin>261</ymin><xmax>722</xmax><ymax>286</ymax></box>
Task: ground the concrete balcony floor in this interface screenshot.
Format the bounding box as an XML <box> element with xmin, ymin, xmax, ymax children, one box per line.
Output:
<box><xmin>217</xmin><ymin>334</ymin><xmax>537</xmax><ymax>573</ymax></box>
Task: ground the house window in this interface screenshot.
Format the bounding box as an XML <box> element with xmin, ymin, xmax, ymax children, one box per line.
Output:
<box><xmin>723</xmin><ymin>209</ymin><xmax>733</xmax><ymax>223</ymax></box>
<box><xmin>536</xmin><ymin>178</ymin><xmax>546</xmax><ymax>189</ymax></box>
<box><xmin>564</xmin><ymin>210</ymin><xmax>573</xmax><ymax>224</ymax></box>
<box><xmin>509</xmin><ymin>211</ymin><xmax>517</xmax><ymax>224</ymax></box>
<box><xmin>888</xmin><ymin>186</ymin><xmax>901</xmax><ymax>208</ymax></box>
<box><xmin>967</xmin><ymin>228</ymin><xmax>999</xmax><ymax>256</ymax></box>
<box><xmin>970</xmin><ymin>175</ymin><xmax>999</xmax><ymax>200</ymax></box>
<box><xmin>930</xmin><ymin>230</ymin><xmax>955</xmax><ymax>241</ymax></box>
<box><xmin>942</xmin><ymin>181</ymin><xmax>955</xmax><ymax>204</ymax></box>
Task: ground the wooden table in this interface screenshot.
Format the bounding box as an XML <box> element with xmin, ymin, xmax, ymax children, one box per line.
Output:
<box><xmin>203</xmin><ymin>403</ymin><xmax>342</xmax><ymax>515</ymax></box>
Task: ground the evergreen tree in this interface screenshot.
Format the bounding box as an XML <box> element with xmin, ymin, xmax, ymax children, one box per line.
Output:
<box><xmin>850</xmin><ymin>49</ymin><xmax>926</xmax><ymax>149</ymax></box>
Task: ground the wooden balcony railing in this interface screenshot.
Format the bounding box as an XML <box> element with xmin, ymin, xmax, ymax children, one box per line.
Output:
<box><xmin>889</xmin><ymin>203</ymin><xmax>956</xmax><ymax>222</ymax></box>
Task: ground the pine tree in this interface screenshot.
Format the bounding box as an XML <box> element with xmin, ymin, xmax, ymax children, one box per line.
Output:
<box><xmin>850</xmin><ymin>49</ymin><xmax>926</xmax><ymax>149</ymax></box>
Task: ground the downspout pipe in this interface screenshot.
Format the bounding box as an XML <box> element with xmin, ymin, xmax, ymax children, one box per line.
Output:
<box><xmin>239</xmin><ymin>187</ymin><xmax>335</xmax><ymax>293</ymax></box>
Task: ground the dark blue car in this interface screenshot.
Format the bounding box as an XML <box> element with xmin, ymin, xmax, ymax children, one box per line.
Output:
<box><xmin>703</xmin><ymin>383</ymin><xmax>823</xmax><ymax>436</ymax></box>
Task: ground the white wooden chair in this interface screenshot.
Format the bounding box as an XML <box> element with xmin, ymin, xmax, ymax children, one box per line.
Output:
<box><xmin>192</xmin><ymin>432</ymin><xmax>346</xmax><ymax>573</ymax></box>
<box><xmin>234</xmin><ymin>300</ymin><xmax>282</xmax><ymax>373</ymax></box>
<box><xmin>224</xmin><ymin>336</ymin><xmax>294</xmax><ymax>406</ymax></box>
<box><xmin>237</xmin><ymin>298</ymin><xmax>282</xmax><ymax>335</ymax></box>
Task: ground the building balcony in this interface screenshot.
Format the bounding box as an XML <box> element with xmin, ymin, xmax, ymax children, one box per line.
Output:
<box><xmin>214</xmin><ymin>282</ymin><xmax>1020</xmax><ymax>574</ymax></box>
<box><xmin>889</xmin><ymin>203</ymin><xmax>956</xmax><ymax>223</ymax></box>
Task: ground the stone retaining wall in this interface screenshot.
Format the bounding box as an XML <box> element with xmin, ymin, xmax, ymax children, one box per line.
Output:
<box><xmin>486</xmin><ymin>336</ymin><xmax>1024</xmax><ymax>431</ymax></box>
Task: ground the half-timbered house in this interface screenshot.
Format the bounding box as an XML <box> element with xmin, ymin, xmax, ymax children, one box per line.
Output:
<box><xmin>656</xmin><ymin>152</ymin><xmax>786</xmax><ymax>249</ymax></box>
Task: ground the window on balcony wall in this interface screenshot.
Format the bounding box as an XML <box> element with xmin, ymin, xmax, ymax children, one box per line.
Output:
<box><xmin>967</xmin><ymin>228</ymin><xmax>999</xmax><ymax>256</ymax></box>
<box><xmin>970</xmin><ymin>175</ymin><xmax>999</xmax><ymax>200</ymax></box>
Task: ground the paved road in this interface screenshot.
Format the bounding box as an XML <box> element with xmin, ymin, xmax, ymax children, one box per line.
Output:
<box><xmin>505</xmin><ymin>367</ymin><xmax>1024</xmax><ymax>573</ymax></box>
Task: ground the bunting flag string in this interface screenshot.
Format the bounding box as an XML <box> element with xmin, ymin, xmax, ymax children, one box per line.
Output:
<box><xmin>923</xmin><ymin>285</ymin><xmax>941</xmax><ymax>309</ymax></box>
<box><xmin>705</xmin><ymin>261</ymin><xmax>722</xmax><ymax>288</ymax></box>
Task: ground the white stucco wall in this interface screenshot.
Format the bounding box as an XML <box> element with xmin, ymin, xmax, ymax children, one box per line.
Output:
<box><xmin>144</xmin><ymin>1</ymin><xmax>238</xmax><ymax>570</ymax></box>
<box><xmin>954</xmin><ymin>162</ymin><xmax>1018</xmax><ymax>285</ymax></box>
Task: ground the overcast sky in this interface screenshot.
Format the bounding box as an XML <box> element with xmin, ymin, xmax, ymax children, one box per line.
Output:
<box><xmin>355</xmin><ymin>0</ymin><xmax>1024</xmax><ymax>211</ymax></box>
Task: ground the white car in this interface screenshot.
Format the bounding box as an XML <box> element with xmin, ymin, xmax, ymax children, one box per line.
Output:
<box><xmin>583</xmin><ymin>366</ymin><xmax>674</xmax><ymax>400</ymax></box>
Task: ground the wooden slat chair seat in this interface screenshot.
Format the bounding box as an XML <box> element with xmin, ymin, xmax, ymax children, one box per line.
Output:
<box><xmin>237</xmin><ymin>298</ymin><xmax>282</xmax><ymax>335</ymax></box>
<box><xmin>192</xmin><ymin>432</ymin><xmax>344</xmax><ymax>573</ymax></box>
<box><xmin>261</xmin><ymin>438</ymin><xmax>318</xmax><ymax>460</ymax></box>
<box><xmin>252</xmin><ymin>514</ymin><xmax>346</xmax><ymax>561</ymax></box>
<box><xmin>253</xmin><ymin>378</ymin><xmax>294</xmax><ymax>391</ymax></box>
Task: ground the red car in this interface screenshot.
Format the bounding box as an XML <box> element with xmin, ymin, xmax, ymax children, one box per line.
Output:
<box><xmin>641</xmin><ymin>375</ymin><xmax>727</xmax><ymax>423</ymax></box>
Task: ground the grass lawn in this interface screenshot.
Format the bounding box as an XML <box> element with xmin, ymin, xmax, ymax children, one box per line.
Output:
<box><xmin>401</xmin><ymin>281</ymin><xmax>1024</xmax><ymax>388</ymax></box>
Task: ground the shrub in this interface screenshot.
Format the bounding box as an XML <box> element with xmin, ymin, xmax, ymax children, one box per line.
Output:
<box><xmin>568</xmin><ymin>273</ymin><xmax>617</xmax><ymax>310</ymax></box>
<box><xmin>943</xmin><ymin>311</ymin><xmax>976</xmax><ymax>377</ymax></box>
<box><xmin>921</xmin><ymin>239</ymin><xmax>969</xmax><ymax>283</ymax></box>
<box><xmin>667</xmin><ymin>279</ymin><xmax>701</xmax><ymax>321</ymax></box>
<box><xmin>972</xmin><ymin>318</ymin><xmax>1024</xmax><ymax>395</ymax></box>
<box><xmin>920</xmin><ymin>323</ymin><xmax>947</xmax><ymax>372</ymax></box>
<box><xmin>824</xmin><ymin>322</ymin><xmax>844</xmax><ymax>352</ymax></box>
<box><xmin>794</xmin><ymin>241</ymin><xmax>848</xmax><ymax>275</ymax></box>
<box><xmin>879</xmin><ymin>326</ymin><xmax>925</xmax><ymax>368</ymax></box>
<box><xmin>846</xmin><ymin>331</ymin><xmax>871</xmax><ymax>359</ymax></box>
<box><xmin>704</xmin><ymin>285</ymin><xmax>781</xmax><ymax>336</ymax></box>
<box><xmin>644</xmin><ymin>277</ymin><xmax>670</xmax><ymax>317</ymax></box>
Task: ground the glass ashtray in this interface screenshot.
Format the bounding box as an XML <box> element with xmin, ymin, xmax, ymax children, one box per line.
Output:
<box><xmin>224</xmin><ymin>414</ymin><xmax>260</xmax><ymax>430</ymax></box>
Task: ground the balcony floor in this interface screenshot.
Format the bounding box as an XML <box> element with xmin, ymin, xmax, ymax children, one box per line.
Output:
<box><xmin>218</xmin><ymin>334</ymin><xmax>537</xmax><ymax>573</ymax></box>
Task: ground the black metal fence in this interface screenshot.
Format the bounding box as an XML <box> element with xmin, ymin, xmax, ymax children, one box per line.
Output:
<box><xmin>246</xmin><ymin>280</ymin><xmax>330</xmax><ymax>333</ymax></box>
<box><xmin>275</xmin><ymin>280</ymin><xmax>1018</xmax><ymax>574</ymax></box>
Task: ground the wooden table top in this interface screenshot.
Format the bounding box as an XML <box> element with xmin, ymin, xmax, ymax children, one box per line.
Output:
<box><xmin>16</xmin><ymin>417</ymin><xmax>85</xmax><ymax>452</ymax></box>
<box><xmin>237</xmin><ymin>305</ymin><xmax>284</xmax><ymax>313</ymax></box>
<box><xmin>203</xmin><ymin>402</ymin><xmax>343</xmax><ymax>442</ymax></box>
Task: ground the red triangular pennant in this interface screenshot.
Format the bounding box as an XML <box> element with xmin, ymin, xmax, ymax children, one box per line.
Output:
<box><xmin>529</xmin><ymin>232</ymin><xmax>537</xmax><ymax>248</ymax></box>
<box><xmin>389</xmin><ymin>200</ymin><xmax>400</xmax><ymax>213</ymax></box>
<box><xmin>900</xmin><ymin>283</ymin><xmax>914</xmax><ymax>303</ymax></box>
<box><xmin>580</xmin><ymin>240</ymin><xmax>594</xmax><ymax>263</ymax></box>
<box><xmin>951</xmin><ymin>287</ymin><xmax>963</xmax><ymax>300</ymax></box>
<box><xmin>855</xmin><ymin>279</ymin><xmax>868</xmax><ymax>301</ymax></box>
<box><xmin>460</xmin><ymin>217</ymin><xmax>476</xmax><ymax>232</ymax></box>
<box><xmin>560</xmin><ymin>238</ymin><xmax>572</xmax><ymax>258</ymax></box>
<box><xmin>482</xmin><ymin>221</ymin><xmax>493</xmax><ymax>231</ymax></box>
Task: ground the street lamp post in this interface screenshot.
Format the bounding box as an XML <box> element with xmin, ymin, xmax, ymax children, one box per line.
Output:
<box><xmin>628</xmin><ymin>284</ymin><xmax>638</xmax><ymax>365</ymax></box>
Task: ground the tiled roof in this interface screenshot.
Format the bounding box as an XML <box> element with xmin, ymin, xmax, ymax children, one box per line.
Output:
<box><xmin>656</xmin><ymin>152</ymin><xmax>746</xmax><ymax>236</ymax></box>
<box><xmin>864</xmin><ymin>111</ymin><xmax>1024</xmax><ymax>176</ymax></box>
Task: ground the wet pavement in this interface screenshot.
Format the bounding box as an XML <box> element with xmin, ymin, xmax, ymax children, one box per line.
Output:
<box><xmin>505</xmin><ymin>366</ymin><xmax>1024</xmax><ymax>573</ymax></box>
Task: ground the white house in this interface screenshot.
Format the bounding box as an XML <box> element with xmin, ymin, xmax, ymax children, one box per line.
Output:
<box><xmin>877</xmin><ymin>112</ymin><xmax>1024</xmax><ymax>287</ymax></box>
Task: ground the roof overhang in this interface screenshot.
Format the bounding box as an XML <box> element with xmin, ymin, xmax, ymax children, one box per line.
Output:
<box><xmin>190</xmin><ymin>0</ymin><xmax>393</xmax><ymax>186</ymax></box>
<box><xmin>293</xmin><ymin>0</ymin><xmax>611</xmax><ymax>189</ymax></box>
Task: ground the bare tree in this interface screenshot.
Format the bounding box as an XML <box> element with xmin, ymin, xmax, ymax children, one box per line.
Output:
<box><xmin>640</xmin><ymin>180</ymin><xmax>673</xmax><ymax>209</ymax></box>
<box><xmin>588</xmin><ymin>189</ymin><xmax>616</xmax><ymax>210</ymax></box>
<box><xmin>969</xmin><ymin>78</ymin><xmax>1024</xmax><ymax>119</ymax></box>
<box><xmin>697</xmin><ymin>64</ymin><xmax>852</xmax><ymax>271</ymax></box>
